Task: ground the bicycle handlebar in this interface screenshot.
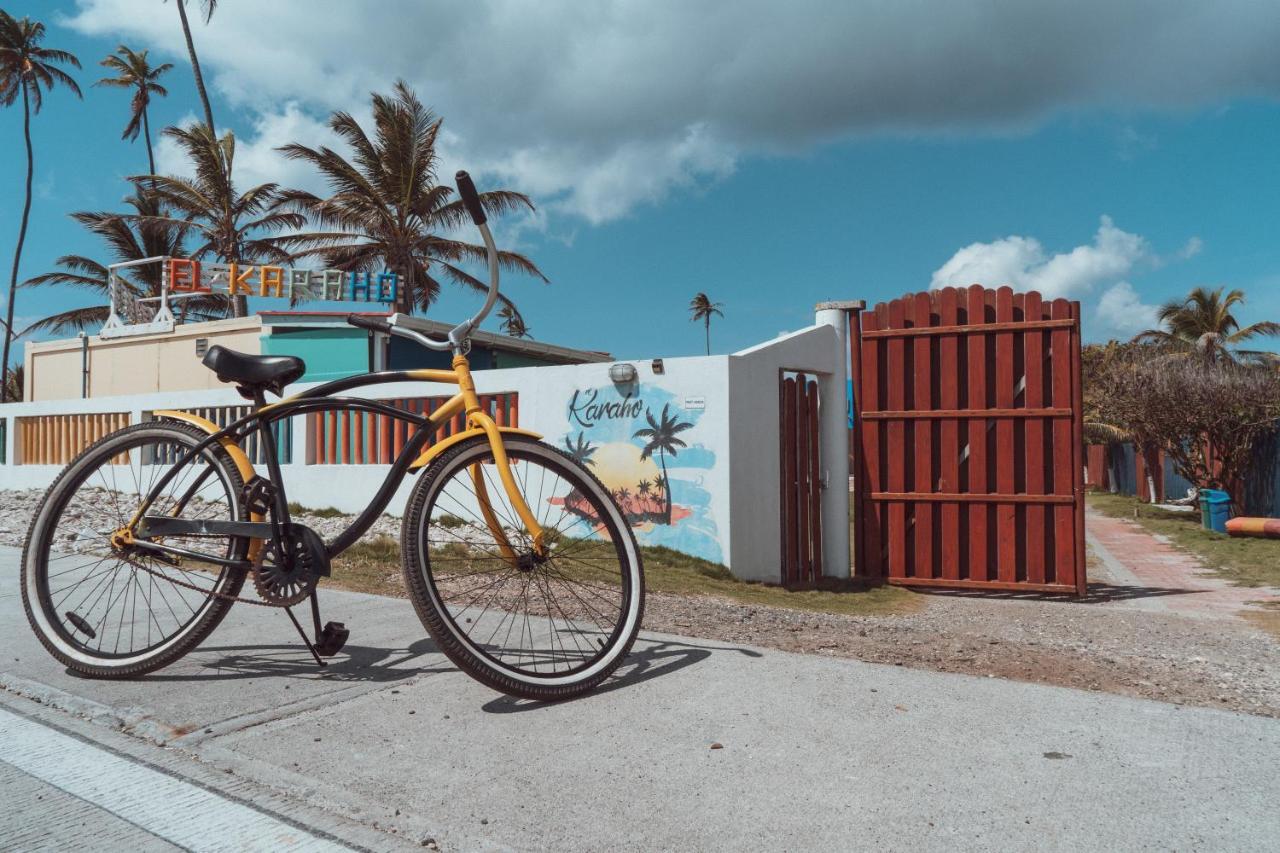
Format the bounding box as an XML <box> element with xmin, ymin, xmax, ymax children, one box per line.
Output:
<box><xmin>344</xmin><ymin>170</ymin><xmax>500</xmax><ymax>355</ymax></box>
<box><xmin>345</xmin><ymin>314</ymin><xmax>393</xmax><ymax>334</ymax></box>
<box><xmin>455</xmin><ymin>170</ymin><xmax>487</xmax><ymax>225</ymax></box>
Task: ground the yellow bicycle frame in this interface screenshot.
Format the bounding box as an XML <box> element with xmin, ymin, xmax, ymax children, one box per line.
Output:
<box><xmin>400</xmin><ymin>355</ymin><xmax>548</xmax><ymax>560</ymax></box>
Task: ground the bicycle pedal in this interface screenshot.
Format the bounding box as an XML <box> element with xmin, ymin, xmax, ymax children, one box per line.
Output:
<box><xmin>314</xmin><ymin>621</ymin><xmax>349</xmax><ymax>657</ymax></box>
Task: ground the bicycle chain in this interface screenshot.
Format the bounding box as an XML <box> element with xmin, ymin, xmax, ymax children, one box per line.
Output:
<box><xmin>119</xmin><ymin>548</ymin><xmax>283</xmax><ymax>607</ymax></box>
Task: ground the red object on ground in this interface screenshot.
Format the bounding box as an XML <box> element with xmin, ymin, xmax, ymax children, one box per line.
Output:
<box><xmin>1225</xmin><ymin>517</ymin><xmax>1280</xmax><ymax>538</ymax></box>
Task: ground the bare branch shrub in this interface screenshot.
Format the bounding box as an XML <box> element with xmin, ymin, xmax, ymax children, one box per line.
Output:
<box><xmin>1091</xmin><ymin>350</ymin><xmax>1280</xmax><ymax>500</ymax></box>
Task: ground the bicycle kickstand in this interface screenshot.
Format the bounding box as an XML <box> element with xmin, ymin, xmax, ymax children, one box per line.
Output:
<box><xmin>284</xmin><ymin>604</ymin><xmax>327</xmax><ymax>668</ymax></box>
<box><xmin>309</xmin><ymin>589</ymin><xmax>350</xmax><ymax>659</ymax></box>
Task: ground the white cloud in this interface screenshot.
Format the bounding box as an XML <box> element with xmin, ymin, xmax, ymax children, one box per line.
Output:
<box><xmin>65</xmin><ymin>0</ymin><xmax>1280</xmax><ymax>223</ymax></box>
<box><xmin>1177</xmin><ymin>236</ymin><xmax>1204</xmax><ymax>260</ymax></box>
<box><xmin>155</xmin><ymin>104</ymin><xmax>339</xmax><ymax>197</ymax></box>
<box><xmin>1094</xmin><ymin>281</ymin><xmax>1159</xmax><ymax>338</ymax></box>
<box><xmin>930</xmin><ymin>219</ymin><xmax>1199</xmax><ymax>341</ymax></box>
<box><xmin>930</xmin><ymin>216</ymin><xmax>1149</xmax><ymax>299</ymax></box>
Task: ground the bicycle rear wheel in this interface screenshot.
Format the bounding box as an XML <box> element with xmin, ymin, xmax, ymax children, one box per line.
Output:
<box><xmin>402</xmin><ymin>434</ymin><xmax>644</xmax><ymax>700</ymax></box>
<box><xmin>21</xmin><ymin>421</ymin><xmax>251</xmax><ymax>678</ymax></box>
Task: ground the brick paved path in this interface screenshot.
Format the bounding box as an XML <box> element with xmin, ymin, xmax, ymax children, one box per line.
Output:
<box><xmin>1086</xmin><ymin>508</ymin><xmax>1280</xmax><ymax>619</ymax></box>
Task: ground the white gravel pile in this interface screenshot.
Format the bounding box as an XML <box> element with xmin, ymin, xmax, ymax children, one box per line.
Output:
<box><xmin>0</xmin><ymin>488</ymin><xmax>501</xmax><ymax>551</ymax></box>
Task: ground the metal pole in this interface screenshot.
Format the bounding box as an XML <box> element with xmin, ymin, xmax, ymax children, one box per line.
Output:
<box><xmin>814</xmin><ymin>300</ymin><xmax>864</xmax><ymax>578</ymax></box>
<box><xmin>79</xmin><ymin>332</ymin><xmax>89</xmax><ymax>399</ymax></box>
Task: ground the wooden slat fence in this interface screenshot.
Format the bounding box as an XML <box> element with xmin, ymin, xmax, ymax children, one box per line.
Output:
<box><xmin>309</xmin><ymin>392</ymin><xmax>518</xmax><ymax>465</ymax></box>
<box><xmin>16</xmin><ymin>413</ymin><xmax>131</xmax><ymax>465</ymax></box>
<box><xmin>780</xmin><ymin>372</ymin><xmax>822</xmax><ymax>584</ymax></box>
<box><xmin>853</xmin><ymin>285</ymin><xmax>1086</xmax><ymax>594</ymax></box>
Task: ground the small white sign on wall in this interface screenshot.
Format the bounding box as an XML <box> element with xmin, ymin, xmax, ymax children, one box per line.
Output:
<box><xmin>683</xmin><ymin>395</ymin><xmax>706</xmax><ymax>411</ymax></box>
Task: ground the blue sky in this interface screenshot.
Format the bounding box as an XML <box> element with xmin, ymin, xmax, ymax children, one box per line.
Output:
<box><xmin>3</xmin><ymin>0</ymin><xmax>1280</xmax><ymax>366</ymax></box>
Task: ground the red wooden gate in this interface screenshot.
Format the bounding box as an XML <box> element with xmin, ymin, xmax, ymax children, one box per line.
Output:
<box><xmin>780</xmin><ymin>371</ymin><xmax>822</xmax><ymax>584</ymax></box>
<box><xmin>852</xmin><ymin>286</ymin><xmax>1086</xmax><ymax>594</ymax></box>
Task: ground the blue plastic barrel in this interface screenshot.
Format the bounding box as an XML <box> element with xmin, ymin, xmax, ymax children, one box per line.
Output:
<box><xmin>1199</xmin><ymin>488</ymin><xmax>1231</xmax><ymax>533</ymax></box>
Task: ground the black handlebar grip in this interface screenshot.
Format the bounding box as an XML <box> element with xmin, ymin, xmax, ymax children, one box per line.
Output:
<box><xmin>346</xmin><ymin>313</ymin><xmax>393</xmax><ymax>334</ymax></box>
<box><xmin>455</xmin><ymin>170</ymin><xmax>487</xmax><ymax>226</ymax></box>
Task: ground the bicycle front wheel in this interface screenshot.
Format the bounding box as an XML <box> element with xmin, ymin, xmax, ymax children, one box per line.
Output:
<box><xmin>402</xmin><ymin>434</ymin><xmax>644</xmax><ymax>700</ymax></box>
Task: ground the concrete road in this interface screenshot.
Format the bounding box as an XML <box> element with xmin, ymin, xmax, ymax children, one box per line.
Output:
<box><xmin>1</xmin><ymin>545</ymin><xmax>1277</xmax><ymax>851</ymax></box>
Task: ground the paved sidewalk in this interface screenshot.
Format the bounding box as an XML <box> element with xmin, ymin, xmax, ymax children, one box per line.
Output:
<box><xmin>1086</xmin><ymin>509</ymin><xmax>1280</xmax><ymax>619</ymax></box>
<box><xmin>2</xmin><ymin>545</ymin><xmax>1279</xmax><ymax>851</ymax></box>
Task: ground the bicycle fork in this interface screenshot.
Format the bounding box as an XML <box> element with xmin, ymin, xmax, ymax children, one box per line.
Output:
<box><xmin>454</xmin><ymin>357</ymin><xmax>546</xmax><ymax>563</ymax></box>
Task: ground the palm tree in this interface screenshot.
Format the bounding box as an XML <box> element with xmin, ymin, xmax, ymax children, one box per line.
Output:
<box><xmin>689</xmin><ymin>292</ymin><xmax>724</xmax><ymax>355</ymax></box>
<box><xmin>96</xmin><ymin>45</ymin><xmax>172</xmax><ymax>175</ymax></box>
<box><xmin>276</xmin><ymin>81</ymin><xmax>547</xmax><ymax>315</ymax></box>
<box><xmin>133</xmin><ymin>123</ymin><xmax>303</xmax><ymax>317</ymax></box>
<box><xmin>498</xmin><ymin>304</ymin><xmax>531</xmax><ymax>338</ymax></box>
<box><xmin>2</xmin><ymin>362</ymin><xmax>21</xmax><ymax>401</ymax></box>
<box><xmin>1134</xmin><ymin>286</ymin><xmax>1280</xmax><ymax>365</ymax></box>
<box><xmin>633</xmin><ymin>404</ymin><xmax>694</xmax><ymax>523</ymax></box>
<box><xmin>21</xmin><ymin>190</ymin><xmax>231</xmax><ymax>335</ymax></box>
<box><xmin>563</xmin><ymin>433</ymin><xmax>597</xmax><ymax>468</ymax></box>
<box><xmin>169</xmin><ymin>0</ymin><xmax>216</xmax><ymax>132</ymax></box>
<box><xmin>0</xmin><ymin>11</ymin><xmax>81</xmax><ymax>402</ymax></box>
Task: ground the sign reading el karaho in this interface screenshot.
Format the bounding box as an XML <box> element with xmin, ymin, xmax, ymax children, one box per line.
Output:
<box><xmin>167</xmin><ymin>258</ymin><xmax>399</xmax><ymax>304</ymax></box>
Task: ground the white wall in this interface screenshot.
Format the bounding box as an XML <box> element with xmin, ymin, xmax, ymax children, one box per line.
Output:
<box><xmin>2</xmin><ymin>320</ymin><xmax>851</xmax><ymax>581</ymax></box>
<box><xmin>725</xmin><ymin>324</ymin><xmax>847</xmax><ymax>581</ymax></box>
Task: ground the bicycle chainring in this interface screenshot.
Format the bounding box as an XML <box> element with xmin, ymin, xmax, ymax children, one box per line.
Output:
<box><xmin>252</xmin><ymin>524</ymin><xmax>329</xmax><ymax>607</ymax></box>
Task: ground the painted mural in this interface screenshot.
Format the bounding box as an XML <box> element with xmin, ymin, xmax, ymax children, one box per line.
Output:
<box><xmin>557</xmin><ymin>383</ymin><xmax>722</xmax><ymax>562</ymax></box>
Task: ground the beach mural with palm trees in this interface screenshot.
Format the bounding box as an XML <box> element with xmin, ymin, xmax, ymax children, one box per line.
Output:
<box><xmin>555</xmin><ymin>383</ymin><xmax>722</xmax><ymax>562</ymax></box>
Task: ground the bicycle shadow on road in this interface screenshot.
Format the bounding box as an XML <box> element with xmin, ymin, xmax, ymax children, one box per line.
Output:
<box><xmin>71</xmin><ymin>637</ymin><xmax>453</xmax><ymax>684</ymax></box>
<box><xmin>481</xmin><ymin>636</ymin><xmax>763</xmax><ymax>714</ymax></box>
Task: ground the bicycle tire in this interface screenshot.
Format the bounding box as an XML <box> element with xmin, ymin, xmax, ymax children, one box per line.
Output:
<box><xmin>401</xmin><ymin>434</ymin><xmax>644</xmax><ymax>700</ymax></box>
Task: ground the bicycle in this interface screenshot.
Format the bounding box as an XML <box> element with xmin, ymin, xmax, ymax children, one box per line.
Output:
<box><xmin>20</xmin><ymin>172</ymin><xmax>645</xmax><ymax>701</ymax></box>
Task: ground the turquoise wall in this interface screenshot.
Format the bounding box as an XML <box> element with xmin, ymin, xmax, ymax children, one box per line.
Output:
<box><xmin>262</xmin><ymin>328</ymin><xmax>371</xmax><ymax>382</ymax></box>
<box><xmin>264</xmin><ymin>326</ymin><xmax>576</xmax><ymax>379</ymax></box>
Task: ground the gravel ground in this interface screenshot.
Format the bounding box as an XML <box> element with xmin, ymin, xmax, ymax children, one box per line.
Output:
<box><xmin>640</xmin><ymin>589</ymin><xmax>1280</xmax><ymax>718</ymax></box>
<box><xmin>2</xmin><ymin>488</ymin><xmax>1276</xmax><ymax>718</ymax></box>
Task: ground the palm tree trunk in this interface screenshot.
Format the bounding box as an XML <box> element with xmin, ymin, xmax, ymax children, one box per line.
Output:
<box><xmin>659</xmin><ymin>450</ymin><xmax>672</xmax><ymax>524</ymax></box>
<box><xmin>176</xmin><ymin>0</ymin><xmax>216</xmax><ymax>133</ymax></box>
<box><xmin>704</xmin><ymin>316</ymin><xmax>710</xmax><ymax>355</ymax></box>
<box><xmin>2</xmin><ymin>82</ymin><xmax>34</xmax><ymax>404</ymax></box>
<box><xmin>141</xmin><ymin>104</ymin><xmax>156</xmax><ymax>176</ymax></box>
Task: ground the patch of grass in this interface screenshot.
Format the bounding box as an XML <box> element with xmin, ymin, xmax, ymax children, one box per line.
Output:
<box><xmin>435</xmin><ymin>514</ymin><xmax>467</xmax><ymax>530</ymax></box>
<box><xmin>287</xmin><ymin>502</ymin><xmax>346</xmax><ymax>518</ymax></box>
<box><xmin>635</xmin><ymin>545</ymin><xmax>918</xmax><ymax>616</ymax></box>
<box><xmin>330</xmin><ymin>536</ymin><xmax>406</xmax><ymax>596</ymax></box>
<box><xmin>1088</xmin><ymin>492</ymin><xmax>1280</xmax><ymax>589</ymax></box>
<box><xmin>1242</xmin><ymin>608</ymin><xmax>1280</xmax><ymax>641</ymax></box>
<box><xmin>326</xmin><ymin>537</ymin><xmax>918</xmax><ymax>617</ymax></box>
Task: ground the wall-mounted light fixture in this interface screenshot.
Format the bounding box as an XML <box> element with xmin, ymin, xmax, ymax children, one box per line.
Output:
<box><xmin>608</xmin><ymin>362</ymin><xmax>638</xmax><ymax>384</ymax></box>
<box><xmin>651</xmin><ymin>358</ymin><xmax>664</xmax><ymax>375</ymax></box>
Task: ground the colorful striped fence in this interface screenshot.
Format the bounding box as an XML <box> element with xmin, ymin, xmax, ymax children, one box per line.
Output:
<box><xmin>308</xmin><ymin>392</ymin><xmax>519</xmax><ymax>465</ymax></box>
<box><xmin>144</xmin><ymin>405</ymin><xmax>293</xmax><ymax>465</ymax></box>
<box><xmin>15</xmin><ymin>412</ymin><xmax>132</xmax><ymax>465</ymax></box>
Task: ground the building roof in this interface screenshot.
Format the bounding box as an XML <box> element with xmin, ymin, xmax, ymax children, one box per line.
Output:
<box><xmin>258</xmin><ymin>311</ymin><xmax>612</xmax><ymax>365</ymax></box>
